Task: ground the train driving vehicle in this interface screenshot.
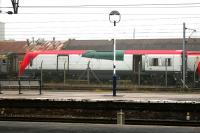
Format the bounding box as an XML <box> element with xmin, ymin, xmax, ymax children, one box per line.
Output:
<box><xmin>19</xmin><ymin>50</ymin><xmax>200</xmax><ymax>86</ymax></box>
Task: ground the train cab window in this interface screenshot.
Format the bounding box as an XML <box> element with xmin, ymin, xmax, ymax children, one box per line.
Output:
<box><xmin>2</xmin><ymin>59</ymin><xmax>6</xmax><ymax>64</ymax></box>
<box><xmin>149</xmin><ymin>58</ymin><xmax>159</xmax><ymax>66</ymax></box>
<box><xmin>30</xmin><ymin>59</ymin><xmax>33</xmax><ymax>67</ymax></box>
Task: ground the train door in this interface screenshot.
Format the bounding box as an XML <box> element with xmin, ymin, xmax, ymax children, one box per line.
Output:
<box><xmin>132</xmin><ymin>55</ymin><xmax>142</xmax><ymax>84</ymax></box>
<box><xmin>8</xmin><ymin>54</ymin><xmax>18</xmax><ymax>74</ymax></box>
<box><xmin>56</xmin><ymin>55</ymin><xmax>69</xmax><ymax>70</ymax></box>
<box><xmin>132</xmin><ymin>55</ymin><xmax>142</xmax><ymax>72</ymax></box>
<box><xmin>0</xmin><ymin>55</ymin><xmax>8</xmax><ymax>73</ymax></box>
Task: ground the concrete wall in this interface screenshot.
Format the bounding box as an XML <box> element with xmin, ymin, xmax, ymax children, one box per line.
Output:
<box><xmin>0</xmin><ymin>22</ymin><xmax>5</xmax><ymax>40</ymax></box>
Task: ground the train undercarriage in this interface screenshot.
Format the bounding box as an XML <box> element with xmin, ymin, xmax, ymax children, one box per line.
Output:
<box><xmin>22</xmin><ymin>69</ymin><xmax>199</xmax><ymax>88</ymax></box>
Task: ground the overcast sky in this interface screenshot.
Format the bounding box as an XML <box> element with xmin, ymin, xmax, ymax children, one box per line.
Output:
<box><xmin>0</xmin><ymin>0</ymin><xmax>200</xmax><ymax>41</ymax></box>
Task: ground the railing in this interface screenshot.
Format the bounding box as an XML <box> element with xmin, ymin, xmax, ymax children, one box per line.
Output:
<box><xmin>0</xmin><ymin>79</ymin><xmax>42</xmax><ymax>95</ymax></box>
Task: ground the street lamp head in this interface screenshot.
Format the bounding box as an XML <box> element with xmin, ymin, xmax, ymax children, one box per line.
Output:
<box><xmin>6</xmin><ymin>11</ymin><xmax>13</xmax><ymax>15</ymax></box>
<box><xmin>0</xmin><ymin>10</ymin><xmax>13</xmax><ymax>15</ymax></box>
<box><xmin>109</xmin><ymin>10</ymin><xmax>121</xmax><ymax>26</ymax></box>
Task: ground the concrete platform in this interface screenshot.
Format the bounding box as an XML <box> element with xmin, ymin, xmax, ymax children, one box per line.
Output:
<box><xmin>1</xmin><ymin>90</ymin><xmax>200</xmax><ymax>123</ymax></box>
<box><xmin>0</xmin><ymin>90</ymin><xmax>200</xmax><ymax>104</ymax></box>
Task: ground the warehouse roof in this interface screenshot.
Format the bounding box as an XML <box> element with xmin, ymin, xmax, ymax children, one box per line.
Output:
<box><xmin>0</xmin><ymin>41</ymin><xmax>27</xmax><ymax>54</ymax></box>
<box><xmin>1</xmin><ymin>38</ymin><xmax>200</xmax><ymax>54</ymax></box>
<box><xmin>64</xmin><ymin>38</ymin><xmax>200</xmax><ymax>51</ymax></box>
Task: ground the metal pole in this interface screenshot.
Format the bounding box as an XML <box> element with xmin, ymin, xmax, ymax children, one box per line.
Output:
<box><xmin>183</xmin><ymin>22</ymin><xmax>186</xmax><ymax>88</ymax></box>
<box><xmin>39</xmin><ymin>79</ymin><xmax>42</xmax><ymax>95</ymax></box>
<box><xmin>194</xmin><ymin>63</ymin><xmax>196</xmax><ymax>87</ymax></box>
<box><xmin>109</xmin><ymin>11</ymin><xmax>120</xmax><ymax>96</ymax></box>
<box><xmin>113</xmin><ymin>21</ymin><xmax>117</xmax><ymax>96</ymax></box>
<box><xmin>165</xmin><ymin>59</ymin><xmax>168</xmax><ymax>87</ymax></box>
<box><xmin>64</xmin><ymin>61</ymin><xmax>66</xmax><ymax>86</ymax></box>
<box><xmin>87</xmin><ymin>62</ymin><xmax>90</xmax><ymax>84</ymax></box>
<box><xmin>138</xmin><ymin>61</ymin><xmax>140</xmax><ymax>86</ymax></box>
<box><xmin>0</xmin><ymin>84</ymin><xmax>2</xmax><ymax>94</ymax></box>
<box><xmin>40</xmin><ymin>60</ymin><xmax>43</xmax><ymax>87</ymax></box>
<box><xmin>18</xmin><ymin>79</ymin><xmax>22</xmax><ymax>94</ymax></box>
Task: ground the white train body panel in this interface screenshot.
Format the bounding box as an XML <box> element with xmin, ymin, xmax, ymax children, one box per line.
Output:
<box><xmin>69</xmin><ymin>55</ymin><xmax>132</xmax><ymax>70</ymax></box>
<box><xmin>142</xmin><ymin>54</ymin><xmax>182</xmax><ymax>71</ymax></box>
<box><xmin>187</xmin><ymin>55</ymin><xmax>200</xmax><ymax>71</ymax></box>
<box><xmin>20</xmin><ymin>50</ymin><xmax>200</xmax><ymax>79</ymax></box>
<box><xmin>27</xmin><ymin>54</ymin><xmax>133</xmax><ymax>71</ymax></box>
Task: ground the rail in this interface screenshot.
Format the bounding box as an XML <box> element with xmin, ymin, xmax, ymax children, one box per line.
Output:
<box><xmin>0</xmin><ymin>79</ymin><xmax>42</xmax><ymax>94</ymax></box>
<box><xmin>0</xmin><ymin>116</ymin><xmax>200</xmax><ymax>126</ymax></box>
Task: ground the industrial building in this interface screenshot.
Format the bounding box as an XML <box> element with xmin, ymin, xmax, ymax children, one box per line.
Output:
<box><xmin>0</xmin><ymin>22</ymin><xmax>5</xmax><ymax>40</ymax></box>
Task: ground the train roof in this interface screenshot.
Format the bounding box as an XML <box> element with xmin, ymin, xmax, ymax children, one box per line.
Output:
<box><xmin>24</xmin><ymin>50</ymin><xmax>200</xmax><ymax>55</ymax></box>
<box><xmin>124</xmin><ymin>50</ymin><xmax>183</xmax><ymax>55</ymax></box>
<box><xmin>24</xmin><ymin>50</ymin><xmax>183</xmax><ymax>55</ymax></box>
<box><xmin>26</xmin><ymin>50</ymin><xmax>85</xmax><ymax>55</ymax></box>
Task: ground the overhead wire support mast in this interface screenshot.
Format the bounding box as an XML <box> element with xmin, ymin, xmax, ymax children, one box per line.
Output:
<box><xmin>11</xmin><ymin>0</ymin><xmax>19</xmax><ymax>14</ymax></box>
<box><xmin>182</xmin><ymin>23</ymin><xmax>196</xmax><ymax>88</ymax></box>
<box><xmin>183</xmin><ymin>22</ymin><xmax>186</xmax><ymax>88</ymax></box>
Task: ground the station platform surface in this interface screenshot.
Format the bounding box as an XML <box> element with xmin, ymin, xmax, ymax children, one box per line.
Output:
<box><xmin>0</xmin><ymin>90</ymin><xmax>200</xmax><ymax>103</ymax></box>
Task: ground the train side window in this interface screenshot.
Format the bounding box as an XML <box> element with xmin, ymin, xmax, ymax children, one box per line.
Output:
<box><xmin>149</xmin><ymin>58</ymin><xmax>159</xmax><ymax>66</ymax></box>
<box><xmin>165</xmin><ymin>58</ymin><xmax>171</xmax><ymax>66</ymax></box>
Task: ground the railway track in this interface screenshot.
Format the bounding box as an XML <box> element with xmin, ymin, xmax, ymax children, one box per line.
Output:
<box><xmin>1</xmin><ymin>115</ymin><xmax>200</xmax><ymax>126</ymax></box>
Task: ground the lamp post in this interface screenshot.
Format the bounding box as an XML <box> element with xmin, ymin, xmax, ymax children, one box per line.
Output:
<box><xmin>109</xmin><ymin>10</ymin><xmax>121</xmax><ymax>96</ymax></box>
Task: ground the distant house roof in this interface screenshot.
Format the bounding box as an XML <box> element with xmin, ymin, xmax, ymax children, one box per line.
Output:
<box><xmin>26</xmin><ymin>41</ymin><xmax>65</xmax><ymax>51</ymax></box>
<box><xmin>64</xmin><ymin>38</ymin><xmax>200</xmax><ymax>51</ymax></box>
<box><xmin>0</xmin><ymin>40</ymin><xmax>65</xmax><ymax>54</ymax></box>
<box><xmin>0</xmin><ymin>41</ymin><xmax>27</xmax><ymax>54</ymax></box>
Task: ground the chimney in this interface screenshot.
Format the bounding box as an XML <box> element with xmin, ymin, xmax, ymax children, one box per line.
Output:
<box><xmin>32</xmin><ymin>37</ymin><xmax>35</xmax><ymax>44</ymax></box>
<box><xmin>26</xmin><ymin>39</ymin><xmax>30</xmax><ymax>46</ymax></box>
<box><xmin>53</xmin><ymin>37</ymin><xmax>55</xmax><ymax>42</ymax></box>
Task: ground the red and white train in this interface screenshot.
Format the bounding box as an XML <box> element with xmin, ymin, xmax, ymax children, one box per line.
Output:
<box><xmin>19</xmin><ymin>50</ymin><xmax>200</xmax><ymax>85</ymax></box>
